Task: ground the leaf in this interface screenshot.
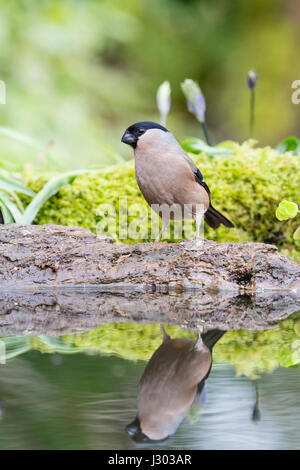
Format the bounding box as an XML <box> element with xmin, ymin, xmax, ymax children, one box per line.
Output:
<box><xmin>217</xmin><ymin>140</ymin><xmax>237</xmax><ymax>150</ymax></box>
<box><xmin>20</xmin><ymin>169</ymin><xmax>87</xmax><ymax>225</ymax></box>
<box><xmin>180</xmin><ymin>137</ymin><xmax>233</xmax><ymax>157</ymax></box>
<box><xmin>0</xmin><ymin>191</ymin><xmax>23</xmax><ymax>223</ymax></box>
<box><xmin>293</xmin><ymin>226</ymin><xmax>300</xmax><ymax>241</ymax></box>
<box><xmin>276</xmin><ymin>200</ymin><xmax>298</xmax><ymax>221</ymax></box>
<box><xmin>276</xmin><ymin>136</ymin><xmax>300</xmax><ymax>155</ymax></box>
<box><xmin>0</xmin><ymin>127</ymin><xmax>42</xmax><ymax>150</ymax></box>
<box><xmin>279</xmin><ymin>346</ymin><xmax>294</xmax><ymax>367</ymax></box>
<box><xmin>1</xmin><ymin>337</ymin><xmax>31</xmax><ymax>359</ymax></box>
<box><xmin>0</xmin><ymin>202</ymin><xmax>14</xmax><ymax>223</ymax></box>
<box><xmin>0</xmin><ymin>174</ymin><xmax>36</xmax><ymax>197</ymax></box>
<box><xmin>37</xmin><ymin>336</ymin><xmax>85</xmax><ymax>354</ymax></box>
<box><xmin>9</xmin><ymin>191</ymin><xmax>24</xmax><ymax>212</ymax></box>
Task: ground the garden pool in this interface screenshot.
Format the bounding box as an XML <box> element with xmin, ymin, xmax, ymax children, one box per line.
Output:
<box><xmin>0</xmin><ymin>291</ymin><xmax>299</xmax><ymax>450</ymax></box>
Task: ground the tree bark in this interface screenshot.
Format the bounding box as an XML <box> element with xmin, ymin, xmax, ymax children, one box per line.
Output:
<box><xmin>0</xmin><ymin>224</ymin><xmax>299</xmax><ymax>291</ymax></box>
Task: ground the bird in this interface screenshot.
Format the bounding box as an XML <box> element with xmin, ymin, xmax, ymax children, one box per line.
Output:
<box><xmin>126</xmin><ymin>326</ymin><xmax>225</xmax><ymax>443</ymax></box>
<box><xmin>121</xmin><ymin>121</ymin><xmax>234</xmax><ymax>242</ymax></box>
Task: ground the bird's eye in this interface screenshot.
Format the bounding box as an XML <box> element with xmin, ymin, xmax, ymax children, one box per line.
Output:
<box><xmin>138</xmin><ymin>129</ymin><xmax>145</xmax><ymax>135</ymax></box>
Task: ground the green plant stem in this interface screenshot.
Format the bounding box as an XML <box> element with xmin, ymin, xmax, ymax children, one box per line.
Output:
<box><xmin>160</xmin><ymin>113</ymin><xmax>167</xmax><ymax>127</ymax></box>
<box><xmin>201</xmin><ymin>121</ymin><xmax>212</xmax><ymax>146</ymax></box>
<box><xmin>250</xmin><ymin>89</ymin><xmax>255</xmax><ymax>137</ymax></box>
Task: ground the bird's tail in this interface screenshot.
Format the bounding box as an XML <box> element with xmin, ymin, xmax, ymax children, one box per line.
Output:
<box><xmin>202</xmin><ymin>329</ymin><xmax>225</xmax><ymax>351</ymax></box>
<box><xmin>196</xmin><ymin>329</ymin><xmax>226</xmax><ymax>395</ymax></box>
<box><xmin>204</xmin><ymin>204</ymin><xmax>234</xmax><ymax>229</ymax></box>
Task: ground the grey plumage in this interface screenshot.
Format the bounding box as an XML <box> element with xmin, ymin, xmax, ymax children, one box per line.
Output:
<box><xmin>121</xmin><ymin>121</ymin><xmax>233</xmax><ymax>240</ymax></box>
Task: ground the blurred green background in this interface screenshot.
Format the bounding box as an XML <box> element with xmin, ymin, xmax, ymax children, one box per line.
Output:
<box><xmin>1</xmin><ymin>0</ymin><xmax>300</xmax><ymax>171</ymax></box>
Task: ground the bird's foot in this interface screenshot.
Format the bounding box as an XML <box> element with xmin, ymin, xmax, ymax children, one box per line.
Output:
<box><xmin>180</xmin><ymin>236</ymin><xmax>205</xmax><ymax>251</ymax></box>
<box><xmin>193</xmin><ymin>322</ymin><xmax>207</xmax><ymax>351</ymax></box>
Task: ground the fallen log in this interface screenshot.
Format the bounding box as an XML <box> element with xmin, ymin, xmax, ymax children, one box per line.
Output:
<box><xmin>0</xmin><ymin>224</ymin><xmax>299</xmax><ymax>292</ymax></box>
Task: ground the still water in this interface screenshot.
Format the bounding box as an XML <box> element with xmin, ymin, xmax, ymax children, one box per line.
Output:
<box><xmin>0</xmin><ymin>291</ymin><xmax>299</xmax><ymax>450</ymax></box>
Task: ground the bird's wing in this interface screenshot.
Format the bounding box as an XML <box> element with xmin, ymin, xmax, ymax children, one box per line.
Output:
<box><xmin>179</xmin><ymin>147</ymin><xmax>234</xmax><ymax>228</ymax></box>
<box><xmin>181</xmin><ymin>153</ymin><xmax>211</xmax><ymax>201</ymax></box>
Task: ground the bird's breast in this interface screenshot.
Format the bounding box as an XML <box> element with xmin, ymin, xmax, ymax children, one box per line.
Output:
<box><xmin>134</xmin><ymin>151</ymin><xmax>209</xmax><ymax>217</ymax></box>
<box><xmin>135</xmin><ymin>154</ymin><xmax>176</xmax><ymax>206</ymax></box>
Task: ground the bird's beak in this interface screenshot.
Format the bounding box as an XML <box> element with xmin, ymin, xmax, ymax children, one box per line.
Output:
<box><xmin>126</xmin><ymin>417</ymin><xmax>169</xmax><ymax>443</ymax></box>
<box><xmin>121</xmin><ymin>131</ymin><xmax>136</xmax><ymax>146</ymax></box>
<box><xmin>126</xmin><ymin>417</ymin><xmax>140</xmax><ymax>438</ymax></box>
<box><xmin>126</xmin><ymin>417</ymin><xmax>150</xmax><ymax>443</ymax></box>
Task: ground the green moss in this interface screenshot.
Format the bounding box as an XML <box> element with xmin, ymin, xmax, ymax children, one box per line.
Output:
<box><xmin>62</xmin><ymin>323</ymin><xmax>196</xmax><ymax>362</ymax></box>
<box><xmin>29</xmin><ymin>337</ymin><xmax>56</xmax><ymax>353</ymax></box>
<box><xmin>27</xmin><ymin>313</ymin><xmax>300</xmax><ymax>378</ymax></box>
<box><xmin>3</xmin><ymin>313</ymin><xmax>300</xmax><ymax>378</ymax></box>
<box><xmin>25</xmin><ymin>140</ymin><xmax>300</xmax><ymax>259</ymax></box>
<box><xmin>213</xmin><ymin>312</ymin><xmax>300</xmax><ymax>379</ymax></box>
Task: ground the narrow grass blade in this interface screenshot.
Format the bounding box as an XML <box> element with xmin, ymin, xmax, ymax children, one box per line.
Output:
<box><xmin>0</xmin><ymin>190</ymin><xmax>23</xmax><ymax>223</ymax></box>
<box><xmin>38</xmin><ymin>335</ymin><xmax>85</xmax><ymax>354</ymax></box>
<box><xmin>0</xmin><ymin>174</ymin><xmax>36</xmax><ymax>197</ymax></box>
<box><xmin>0</xmin><ymin>202</ymin><xmax>14</xmax><ymax>223</ymax></box>
<box><xmin>9</xmin><ymin>191</ymin><xmax>24</xmax><ymax>212</ymax></box>
<box><xmin>0</xmin><ymin>127</ymin><xmax>42</xmax><ymax>150</ymax></box>
<box><xmin>0</xmin><ymin>337</ymin><xmax>31</xmax><ymax>359</ymax></box>
<box><xmin>20</xmin><ymin>169</ymin><xmax>87</xmax><ymax>224</ymax></box>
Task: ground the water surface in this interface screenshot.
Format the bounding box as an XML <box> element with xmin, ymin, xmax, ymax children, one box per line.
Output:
<box><xmin>0</xmin><ymin>290</ymin><xmax>299</xmax><ymax>450</ymax></box>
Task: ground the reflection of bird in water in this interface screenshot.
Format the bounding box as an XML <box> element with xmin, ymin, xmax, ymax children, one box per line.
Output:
<box><xmin>126</xmin><ymin>325</ymin><xmax>225</xmax><ymax>443</ymax></box>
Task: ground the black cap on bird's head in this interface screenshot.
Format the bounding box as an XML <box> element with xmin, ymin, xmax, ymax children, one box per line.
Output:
<box><xmin>121</xmin><ymin>121</ymin><xmax>168</xmax><ymax>149</ymax></box>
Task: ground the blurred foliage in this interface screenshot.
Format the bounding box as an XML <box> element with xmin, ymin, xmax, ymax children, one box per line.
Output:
<box><xmin>62</xmin><ymin>323</ymin><xmax>195</xmax><ymax>362</ymax></box>
<box><xmin>214</xmin><ymin>313</ymin><xmax>300</xmax><ymax>379</ymax></box>
<box><xmin>2</xmin><ymin>313</ymin><xmax>300</xmax><ymax>379</ymax></box>
<box><xmin>0</xmin><ymin>171</ymin><xmax>35</xmax><ymax>222</ymax></box>
<box><xmin>60</xmin><ymin>313</ymin><xmax>300</xmax><ymax>378</ymax></box>
<box><xmin>62</xmin><ymin>314</ymin><xmax>300</xmax><ymax>379</ymax></box>
<box><xmin>0</xmin><ymin>169</ymin><xmax>87</xmax><ymax>223</ymax></box>
<box><xmin>276</xmin><ymin>200</ymin><xmax>298</xmax><ymax>221</ymax></box>
<box><xmin>276</xmin><ymin>136</ymin><xmax>300</xmax><ymax>155</ymax></box>
<box><xmin>23</xmin><ymin>141</ymin><xmax>300</xmax><ymax>261</ymax></box>
<box><xmin>1</xmin><ymin>0</ymin><xmax>300</xmax><ymax>170</ymax></box>
<box><xmin>276</xmin><ymin>199</ymin><xmax>300</xmax><ymax>248</ymax></box>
